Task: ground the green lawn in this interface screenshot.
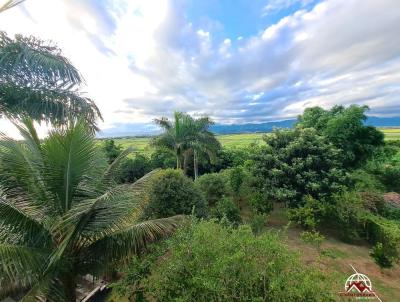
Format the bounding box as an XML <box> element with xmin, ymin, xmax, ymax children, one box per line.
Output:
<box><xmin>102</xmin><ymin>128</ymin><xmax>399</xmax><ymax>155</ymax></box>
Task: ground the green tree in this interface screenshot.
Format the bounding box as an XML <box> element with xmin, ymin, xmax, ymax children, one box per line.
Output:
<box><xmin>0</xmin><ymin>119</ymin><xmax>181</xmax><ymax>301</ymax></box>
<box><xmin>102</xmin><ymin>139</ymin><xmax>122</xmax><ymax>164</ymax></box>
<box><xmin>297</xmin><ymin>105</ymin><xmax>384</xmax><ymax>168</ymax></box>
<box><xmin>195</xmin><ymin>172</ymin><xmax>226</xmax><ymax>206</ymax></box>
<box><xmin>144</xmin><ymin>169</ymin><xmax>207</xmax><ymax>218</ymax></box>
<box><xmin>0</xmin><ymin>32</ymin><xmax>101</xmax><ymax>127</ymax></box>
<box><xmin>188</xmin><ymin>116</ymin><xmax>220</xmax><ymax>179</ymax></box>
<box><xmin>144</xmin><ymin>221</ymin><xmax>333</xmax><ymax>301</ymax></box>
<box><xmin>152</xmin><ymin>112</ymin><xmax>220</xmax><ymax>178</ymax></box>
<box><xmin>152</xmin><ymin>112</ymin><xmax>193</xmax><ymax>170</ymax></box>
<box><xmin>253</xmin><ymin>128</ymin><xmax>349</xmax><ymax>207</ymax></box>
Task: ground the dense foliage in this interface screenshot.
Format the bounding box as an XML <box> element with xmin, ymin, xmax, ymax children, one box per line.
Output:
<box><xmin>253</xmin><ymin>127</ymin><xmax>349</xmax><ymax>207</ymax></box>
<box><xmin>144</xmin><ymin>169</ymin><xmax>207</xmax><ymax>218</ymax></box>
<box><xmin>297</xmin><ymin>105</ymin><xmax>384</xmax><ymax>168</ymax></box>
<box><xmin>195</xmin><ymin>172</ymin><xmax>227</xmax><ymax>205</ymax></box>
<box><xmin>0</xmin><ymin>120</ymin><xmax>181</xmax><ymax>301</ymax></box>
<box><xmin>0</xmin><ymin>32</ymin><xmax>101</xmax><ymax>126</ymax></box>
<box><xmin>142</xmin><ymin>220</ymin><xmax>333</xmax><ymax>302</ymax></box>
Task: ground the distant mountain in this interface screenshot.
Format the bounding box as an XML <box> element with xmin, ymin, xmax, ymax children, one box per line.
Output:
<box><xmin>365</xmin><ymin>116</ymin><xmax>400</xmax><ymax>127</ymax></box>
<box><xmin>98</xmin><ymin>116</ymin><xmax>400</xmax><ymax>138</ymax></box>
<box><xmin>210</xmin><ymin>116</ymin><xmax>400</xmax><ymax>134</ymax></box>
<box><xmin>210</xmin><ymin>119</ymin><xmax>296</xmax><ymax>134</ymax></box>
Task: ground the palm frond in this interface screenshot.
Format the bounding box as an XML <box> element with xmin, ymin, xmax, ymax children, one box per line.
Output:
<box><xmin>42</xmin><ymin>120</ymin><xmax>99</xmax><ymax>212</ymax></box>
<box><xmin>86</xmin><ymin>215</ymin><xmax>184</xmax><ymax>263</ymax></box>
<box><xmin>0</xmin><ymin>0</ymin><xmax>25</xmax><ymax>13</ymax></box>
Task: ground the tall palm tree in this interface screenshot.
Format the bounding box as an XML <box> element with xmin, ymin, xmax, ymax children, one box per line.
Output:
<box><xmin>0</xmin><ymin>119</ymin><xmax>182</xmax><ymax>301</ymax></box>
<box><xmin>188</xmin><ymin>116</ymin><xmax>221</xmax><ymax>179</ymax></box>
<box><xmin>0</xmin><ymin>31</ymin><xmax>101</xmax><ymax>128</ymax></box>
<box><xmin>152</xmin><ymin>111</ymin><xmax>193</xmax><ymax>170</ymax></box>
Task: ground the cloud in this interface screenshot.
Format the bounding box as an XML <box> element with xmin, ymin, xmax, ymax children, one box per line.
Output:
<box><xmin>262</xmin><ymin>0</ymin><xmax>315</xmax><ymax>16</ymax></box>
<box><xmin>1</xmin><ymin>0</ymin><xmax>400</xmax><ymax>138</ymax></box>
<box><xmin>120</xmin><ymin>0</ymin><xmax>400</xmax><ymax>124</ymax></box>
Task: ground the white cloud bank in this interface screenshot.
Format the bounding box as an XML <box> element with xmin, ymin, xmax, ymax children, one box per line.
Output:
<box><xmin>1</xmin><ymin>0</ymin><xmax>400</xmax><ymax>137</ymax></box>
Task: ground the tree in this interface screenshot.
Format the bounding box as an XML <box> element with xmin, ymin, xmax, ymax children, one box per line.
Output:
<box><xmin>0</xmin><ymin>119</ymin><xmax>182</xmax><ymax>301</ymax></box>
<box><xmin>0</xmin><ymin>32</ymin><xmax>101</xmax><ymax>127</ymax></box>
<box><xmin>152</xmin><ymin>112</ymin><xmax>193</xmax><ymax>170</ymax></box>
<box><xmin>297</xmin><ymin>105</ymin><xmax>384</xmax><ymax>168</ymax></box>
<box><xmin>144</xmin><ymin>169</ymin><xmax>207</xmax><ymax>218</ymax></box>
<box><xmin>102</xmin><ymin>139</ymin><xmax>122</xmax><ymax>163</ymax></box>
<box><xmin>152</xmin><ymin>112</ymin><xmax>220</xmax><ymax>179</ymax></box>
<box><xmin>253</xmin><ymin>128</ymin><xmax>349</xmax><ymax>207</ymax></box>
<box><xmin>188</xmin><ymin>116</ymin><xmax>220</xmax><ymax>179</ymax></box>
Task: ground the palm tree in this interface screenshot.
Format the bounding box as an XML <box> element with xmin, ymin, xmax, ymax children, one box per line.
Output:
<box><xmin>0</xmin><ymin>0</ymin><xmax>25</xmax><ymax>13</ymax></box>
<box><xmin>152</xmin><ymin>112</ymin><xmax>220</xmax><ymax>179</ymax></box>
<box><xmin>0</xmin><ymin>119</ymin><xmax>182</xmax><ymax>301</ymax></box>
<box><xmin>187</xmin><ymin>116</ymin><xmax>220</xmax><ymax>179</ymax></box>
<box><xmin>0</xmin><ymin>31</ymin><xmax>101</xmax><ymax>128</ymax></box>
<box><xmin>152</xmin><ymin>111</ymin><xmax>193</xmax><ymax>170</ymax></box>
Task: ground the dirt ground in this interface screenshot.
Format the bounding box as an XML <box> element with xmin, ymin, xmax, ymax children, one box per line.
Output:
<box><xmin>266</xmin><ymin>206</ymin><xmax>400</xmax><ymax>302</ymax></box>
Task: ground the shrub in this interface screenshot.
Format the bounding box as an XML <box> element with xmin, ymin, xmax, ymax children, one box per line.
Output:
<box><xmin>365</xmin><ymin>215</ymin><xmax>400</xmax><ymax>265</ymax></box>
<box><xmin>300</xmin><ymin>231</ymin><xmax>325</xmax><ymax>250</ymax></box>
<box><xmin>195</xmin><ymin>172</ymin><xmax>226</xmax><ymax>205</ymax></box>
<box><xmin>370</xmin><ymin>242</ymin><xmax>393</xmax><ymax>268</ymax></box>
<box><xmin>288</xmin><ymin>195</ymin><xmax>326</xmax><ymax>230</ymax></box>
<box><xmin>117</xmin><ymin>154</ymin><xmax>152</xmax><ymax>183</ymax></box>
<box><xmin>144</xmin><ymin>221</ymin><xmax>334</xmax><ymax>301</ymax></box>
<box><xmin>213</xmin><ymin>197</ymin><xmax>241</xmax><ymax>224</ymax></box>
<box><xmin>102</xmin><ymin>139</ymin><xmax>122</xmax><ymax>163</ymax></box>
<box><xmin>229</xmin><ymin>166</ymin><xmax>244</xmax><ymax>195</ymax></box>
<box><xmin>331</xmin><ymin>191</ymin><xmax>367</xmax><ymax>241</ymax></box>
<box><xmin>150</xmin><ymin>148</ymin><xmax>176</xmax><ymax>169</ymax></box>
<box><xmin>249</xmin><ymin>192</ymin><xmax>273</xmax><ymax>214</ymax></box>
<box><xmin>359</xmin><ymin>192</ymin><xmax>385</xmax><ymax>214</ymax></box>
<box><xmin>249</xmin><ymin>212</ymin><xmax>268</xmax><ymax>235</ymax></box>
<box><xmin>350</xmin><ymin>169</ymin><xmax>384</xmax><ymax>192</ymax></box>
<box><xmin>145</xmin><ymin>169</ymin><xmax>207</xmax><ymax>218</ymax></box>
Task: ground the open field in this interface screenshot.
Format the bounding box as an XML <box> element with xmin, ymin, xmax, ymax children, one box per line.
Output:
<box><xmin>382</xmin><ymin>128</ymin><xmax>400</xmax><ymax>140</ymax></box>
<box><xmin>104</xmin><ymin>128</ymin><xmax>400</xmax><ymax>154</ymax></box>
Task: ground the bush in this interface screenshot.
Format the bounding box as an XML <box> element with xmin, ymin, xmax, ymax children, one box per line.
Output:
<box><xmin>331</xmin><ymin>192</ymin><xmax>367</xmax><ymax>241</ymax></box>
<box><xmin>145</xmin><ymin>169</ymin><xmax>207</xmax><ymax>218</ymax></box>
<box><xmin>249</xmin><ymin>192</ymin><xmax>273</xmax><ymax>214</ymax></box>
<box><xmin>102</xmin><ymin>139</ymin><xmax>122</xmax><ymax>163</ymax></box>
<box><xmin>117</xmin><ymin>154</ymin><xmax>152</xmax><ymax>183</ymax></box>
<box><xmin>370</xmin><ymin>242</ymin><xmax>393</xmax><ymax>268</ymax></box>
<box><xmin>150</xmin><ymin>148</ymin><xmax>176</xmax><ymax>169</ymax></box>
<box><xmin>195</xmin><ymin>173</ymin><xmax>226</xmax><ymax>205</ymax></box>
<box><xmin>365</xmin><ymin>214</ymin><xmax>400</xmax><ymax>265</ymax></box>
<box><xmin>249</xmin><ymin>212</ymin><xmax>268</xmax><ymax>235</ymax></box>
<box><xmin>300</xmin><ymin>231</ymin><xmax>325</xmax><ymax>250</ymax></box>
<box><xmin>144</xmin><ymin>221</ymin><xmax>334</xmax><ymax>301</ymax></box>
<box><xmin>288</xmin><ymin>196</ymin><xmax>326</xmax><ymax>230</ymax></box>
<box><xmin>229</xmin><ymin>166</ymin><xmax>244</xmax><ymax>195</ymax></box>
<box><xmin>359</xmin><ymin>192</ymin><xmax>385</xmax><ymax>214</ymax></box>
<box><xmin>213</xmin><ymin>197</ymin><xmax>241</xmax><ymax>224</ymax></box>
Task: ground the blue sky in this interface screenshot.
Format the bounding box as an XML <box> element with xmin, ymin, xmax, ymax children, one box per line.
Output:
<box><xmin>0</xmin><ymin>0</ymin><xmax>399</xmax><ymax>137</ymax></box>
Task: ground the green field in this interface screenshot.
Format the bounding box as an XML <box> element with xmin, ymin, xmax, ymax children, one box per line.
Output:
<box><xmin>381</xmin><ymin>128</ymin><xmax>400</xmax><ymax>140</ymax></box>
<box><xmin>106</xmin><ymin>128</ymin><xmax>399</xmax><ymax>154</ymax></box>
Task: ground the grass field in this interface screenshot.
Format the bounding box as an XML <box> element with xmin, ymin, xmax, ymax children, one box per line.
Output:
<box><xmin>105</xmin><ymin>128</ymin><xmax>399</xmax><ymax>154</ymax></box>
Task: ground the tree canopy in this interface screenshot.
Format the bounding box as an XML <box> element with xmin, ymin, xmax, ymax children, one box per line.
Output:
<box><xmin>0</xmin><ymin>32</ymin><xmax>101</xmax><ymax>127</ymax></box>
<box><xmin>0</xmin><ymin>119</ymin><xmax>181</xmax><ymax>301</ymax></box>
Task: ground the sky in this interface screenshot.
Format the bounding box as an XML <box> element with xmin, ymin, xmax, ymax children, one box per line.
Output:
<box><xmin>1</xmin><ymin>0</ymin><xmax>400</xmax><ymax>137</ymax></box>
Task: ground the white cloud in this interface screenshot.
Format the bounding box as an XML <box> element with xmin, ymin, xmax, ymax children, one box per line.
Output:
<box><xmin>1</xmin><ymin>0</ymin><xmax>400</xmax><ymax>137</ymax></box>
